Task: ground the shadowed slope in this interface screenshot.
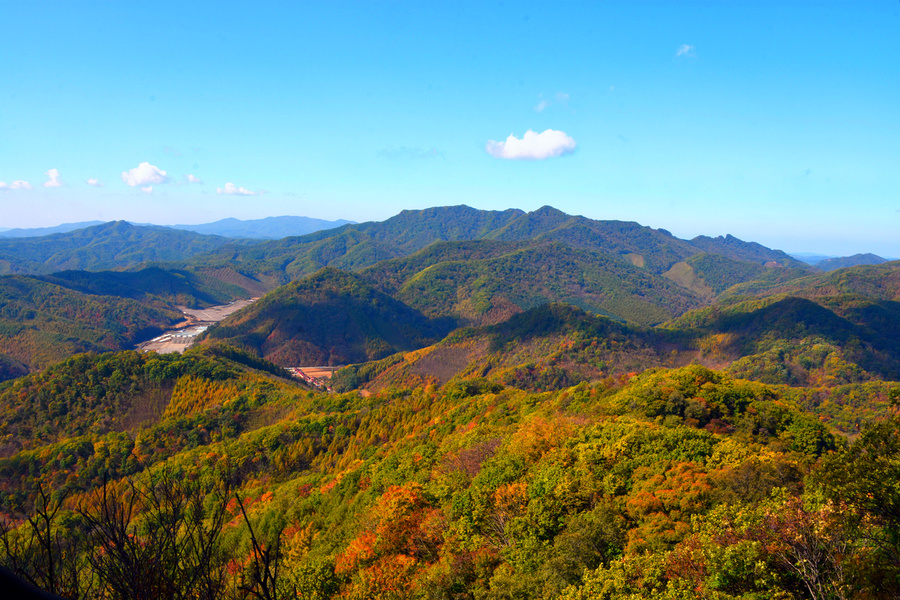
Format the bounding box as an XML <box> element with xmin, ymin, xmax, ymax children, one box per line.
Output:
<box><xmin>204</xmin><ymin>268</ymin><xmax>449</xmax><ymax>366</ymax></box>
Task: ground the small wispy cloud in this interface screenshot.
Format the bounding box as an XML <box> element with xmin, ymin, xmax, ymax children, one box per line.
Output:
<box><xmin>186</xmin><ymin>174</ymin><xmax>203</xmax><ymax>183</ymax></box>
<box><xmin>217</xmin><ymin>182</ymin><xmax>259</xmax><ymax>196</ymax></box>
<box><xmin>676</xmin><ymin>44</ymin><xmax>695</xmax><ymax>58</ymax></box>
<box><xmin>486</xmin><ymin>129</ymin><xmax>577</xmax><ymax>160</ymax></box>
<box><xmin>86</xmin><ymin>178</ymin><xmax>103</xmax><ymax>187</ymax></box>
<box><xmin>377</xmin><ymin>146</ymin><xmax>444</xmax><ymax>160</ymax></box>
<box><xmin>122</xmin><ymin>162</ymin><xmax>170</xmax><ymax>187</ymax></box>
<box><xmin>162</xmin><ymin>146</ymin><xmax>182</xmax><ymax>157</ymax></box>
<box><xmin>534</xmin><ymin>92</ymin><xmax>571</xmax><ymax>113</ymax></box>
<box><xmin>0</xmin><ymin>180</ymin><xmax>33</xmax><ymax>191</ymax></box>
<box><xmin>43</xmin><ymin>168</ymin><xmax>63</xmax><ymax>188</ymax></box>
<box><xmin>141</xmin><ymin>186</ymin><xmax>154</xmax><ymax>194</ymax></box>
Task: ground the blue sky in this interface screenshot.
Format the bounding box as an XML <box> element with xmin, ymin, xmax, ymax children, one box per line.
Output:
<box><xmin>1</xmin><ymin>1</ymin><xmax>898</xmax><ymax>256</ymax></box>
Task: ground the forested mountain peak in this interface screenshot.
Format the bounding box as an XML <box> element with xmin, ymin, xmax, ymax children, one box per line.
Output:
<box><xmin>817</xmin><ymin>252</ymin><xmax>889</xmax><ymax>271</ymax></box>
<box><xmin>690</xmin><ymin>232</ymin><xmax>803</xmax><ymax>267</ymax></box>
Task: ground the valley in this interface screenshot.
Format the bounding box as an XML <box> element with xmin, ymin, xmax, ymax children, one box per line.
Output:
<box><xmin>7</xmin><ymin>3</ymin><xmax>896</xmax><ymax>597</ymax></box>
<box><xmin>0</xmin><ymin>207</ymin><xmax>899</xmax><ymax>599</ymax></box>
<box><xmin>136</xmin><ymin>298</ymin><xmax>256</xmax><ymax>354</ymax></box>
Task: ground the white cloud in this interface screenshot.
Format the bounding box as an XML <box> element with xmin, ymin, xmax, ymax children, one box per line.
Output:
<box><xmin>534</xmin><ymin>99</ymin><xmax>550</xmax><ymax>113</ymax></box>
<box><xmin>121</xmin><ymin>162</ymin><xmax>169</xmax><ymax>187</ymax></box>
<box><xmin>676</xmin><ymin>44</ymin><xmax>695</xmax><ymax>57</ymax></box>
<box><xmin>141</xmin><ymin>186</ymin><xmax>153</xmax><ymax>194</ymax></box>
<box><xmin>86</xmin><ymin>178</ymin><xmax>103</xmax><ymax>187</ymax></box>
<box><xmin>0</xmin><ymin>180</ymin><xmax>33</xmax><ymax>191</ymax></box>
<box><xmin>485</xmin><ymin>129</ymin><xmax>577</xmax><ymax>160</ymax></box>
<box><xmin>217</xmin><ymin>182</ymin><xmax>259</xmax><ymax>196</ymax></box>
<box><xmin>43</xmin><ymin>168</ymin><xmax>63</xmax><ymax>188</ymax></box>
<box><xmin>186</xmin><ymin>174</ymin><xmax>203</xmax><ymax>183</ymax></box>
<box><xmin>555</xmin><ymin>92</ymin><xmax>570</xmax><ymax>103</ymax></box>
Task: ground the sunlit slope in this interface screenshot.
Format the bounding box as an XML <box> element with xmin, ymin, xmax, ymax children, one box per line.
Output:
<box><xmin>667</xmin><ymin>293</ymin><xmax>900</xmax><ymax>385</ymax></box>
<box><xmin>339</xmin><ymin>291</ymin><xmax>900</xmax><ymax>401</ymax></box>
<box><xmin>5</xmin><ymin>353</ymin><xmax>897</xmax><ymax>598</ymax></box>
<box><xmin>374</xmin><ymin>242</ymin><xmax>706</xmax><ymax>326</ymax></box>
<box><xmin>723</xmin><ymin>260</ymin><xmax>900</xmax><ymax>301</ymax></box>
<box><xmin>333</xmin><ymin>303</ymin><xmax>691</xmax><ymax>392</ymax></box>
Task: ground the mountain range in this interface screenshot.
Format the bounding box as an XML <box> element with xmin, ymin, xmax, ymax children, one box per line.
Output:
<box><xmin>2</xmin><ymin>204</ymin><xmax>899</xmax><ymax>390</ymax></box>
<box><xmin>0</xmin><ymin>215</ymin><xmax>353</xmax><ymax>239</ymax></box>
<box><xmin>3</xmin><ymin>205</ymin><xmax>900</xmax><ymax>599</ymax></box>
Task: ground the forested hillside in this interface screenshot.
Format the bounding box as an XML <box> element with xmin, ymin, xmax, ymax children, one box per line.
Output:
<box><xmin>725</xmin><ymin>260</ymin><xmax>900</xmax><ymax>302</ymax></box>
<box><xmin>0</xmin><ymin>276</ymin><xmax>181</xmax><ymax>377</ymax></box>
<box><xmin>1</xmin><ymin>206</ymin><xmax>899</xmax><ymax>600</ymax></box>
<box><xmin>0</xmin><ymin>221</ymin><xmax>255</xmax><ymax>275</ymax></box>
<box><xmin>332</xmin><ymin>303</ymin><xmax>686</xmax><ymax>393</ymax></box>
<box><xmin>1</xmin><ymin>346</ymin><xmax>898</xmax><ymax>599</ymax></box>
<box><xmin>816</xmin><ymin>253</ymin><xmax>888</xmax><ymax>271</ymax></box>
<box><xmin>203</xmin><ymin>268</ymin><xmax>450</xmax><ymax>365</ymax></box>
<box><xmin>0</xmin><ymin>206</ymin><xmax>819</xmax><ymax>367</ymax></box>
<box><xmin>364</xmin><ymin>242</ymin><xmax>705</xmax><ymax>326</ymax></box>
<box><xmin>38</xmin><ymin>266</ymin><xmax>254</xmax><ymax>309</ymax></box>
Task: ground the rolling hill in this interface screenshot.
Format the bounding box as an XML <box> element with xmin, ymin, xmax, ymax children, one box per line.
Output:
<box><xmin>0</xmin><ymin>220</ymin><xmax>256</xmax><ymax>275</ymax></box>
<box><xmin>722</xmin><ymin>261</ymin><xmax>900</xmax><ymax>303</ymax></box>
<box><xmin>202</xmin><ymin>268</ymin><xmax>451</xmax><ymax>365</ymax></box>
<box><xmin>4</xmin><ymin>335</ymin><xmax>896</xmax><ymax>598</ymax></box>
<box><xmin>1</xmin><ymin>210</ymin><xmax>900</xmax><ymax>600</ymax></box>
<box><xmin>816</xmin><ymin>253</ymin><xmax>889</xmax><ymax>271</ymax></box>
<box><xmin>666</xmin><ymin>291</ymin><xmax>900</xmax><ymax>385</ymax></box>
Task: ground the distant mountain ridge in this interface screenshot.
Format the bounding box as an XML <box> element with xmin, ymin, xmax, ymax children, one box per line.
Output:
<box><xmin>191</xmin><ymin>205</ymin><xmax>809</xmax><ymax>284</ymax></box>
<box><xmin>816</xmin><ymin>253</ymin><xmax>888</xmax><ymax>271</ymax></box>
<box><xmin>0</xmin><ymin>221</ymin><xmax>106</xmax><ymax>238</ymax></box>
<box><xmin>0</xmin><ymin>221</ymin><xmax>257</xmax><ymax>275</ymax></box>
<box><xmin>0</xmin><ymin>216</ymin><xmax>352</xmax><ymax>240</ymax></box>
<box><xmin>168</xmin><ymin>215</ymin><xmax>354</xmax><ymax>239</ymax></box>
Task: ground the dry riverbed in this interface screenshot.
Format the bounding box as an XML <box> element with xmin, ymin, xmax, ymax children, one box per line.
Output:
<box><xmin>137</xmin><ymin>298</ymin><xmax>256</xmax><ymax>354</ymax></box>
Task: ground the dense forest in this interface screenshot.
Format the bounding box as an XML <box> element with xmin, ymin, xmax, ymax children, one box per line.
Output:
<box><xmin>0</xmin><ymin>276</ymin><xmax>182</xmax><ymax>375</ymax></box>
<box><xmin>1</xmin><ymin>207</ymin><xmax>899</xmax><ymax>599</ymax></box>
<box><xmin>1</xmin><ymin>347</ymin><xmax>899</xmax><ymax>599</ymax></box>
